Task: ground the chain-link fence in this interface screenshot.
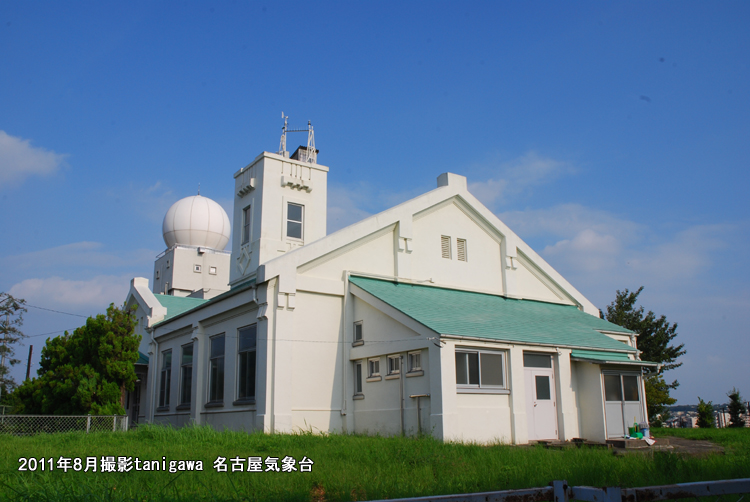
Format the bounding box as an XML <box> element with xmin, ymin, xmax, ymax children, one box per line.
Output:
<box><xmin>0</xmin><ymin>415</ymin><xmax>128</xmax><ymax>435</ymax></box>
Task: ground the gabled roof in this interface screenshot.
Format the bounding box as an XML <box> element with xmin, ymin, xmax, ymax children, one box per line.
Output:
<box><xmin>153</xmin><ymin>294</ymin><xmax>209</xmax><ymax>323</ymax></box>
<box><xmin>350</xmin><ymin>275</ymin><xmax>636</xmax><ymax>353</ymax></box>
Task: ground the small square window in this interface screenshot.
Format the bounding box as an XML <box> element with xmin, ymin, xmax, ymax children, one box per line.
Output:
<box><xmin>209</xmin><ymin>266</ymin><xmax>217</xmax><ymax>275</ymax></box>
<box><xmin>408</xmin><ymin>351</ymin><xmax>422</xmax><ymax>372</ymax></box>
<box><xmin>194</xmin><ymin>264</ymin><xmax>202</xmax><ymax>273</ymax></box>
<box><xmin>368</xmin><ymin>358</ymin><xmax>380</xmax><ymax>378</ymax></box>
<box><xmin>387</xmin><ymin>355</ymin><xmax>400</xmax><ymax>375</ymax></box>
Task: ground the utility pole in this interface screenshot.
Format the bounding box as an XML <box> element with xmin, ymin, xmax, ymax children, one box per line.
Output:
<box><xmin>25</xmin><ymin>345</ymin><xmax>33</xmax><ymax>381</ymax></box>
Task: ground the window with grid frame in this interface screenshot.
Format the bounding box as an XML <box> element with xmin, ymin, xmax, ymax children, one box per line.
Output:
<box><xmin>179</xmin><ymin>343</ymin><xmax>193</xmax><ymax>406</ymax></box>
<box><xmin>208</xmin><ymin>335</ymin><xmax>225</xmax><ymax>403</ymax></box>
<box><xmin>237</xmin><ymin>324</ymin><xmax>257</xmax><ymax>401</ymax></box>
<box><xmin>408</xmin><ymin>351</ymin><xmax>422</xmax><ymax>372</ymax></box>
<box><xmin>387</xmin><ymin>354</ymin><xmax>401</xmax><ymax>375</ymax></box>
<box><xmin>159</xmin><ymin>350</ymin><xmax>172</xmax><ymax>408</ymax></box>
<box><xmin>455</xmin><ymin>349</ymin><xmax>506</xmax><ymax>389</ymax></box>
<box><xmin>368</xmin><ymin>358</ymin><xmax>380</xmax><ymax>378</ymax></box>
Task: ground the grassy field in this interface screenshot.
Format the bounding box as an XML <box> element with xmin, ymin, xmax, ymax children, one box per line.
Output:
<box><xmin>0</xmin><ymin>426</ymin><xmax>748</xmax><ymax>502</ymax></box>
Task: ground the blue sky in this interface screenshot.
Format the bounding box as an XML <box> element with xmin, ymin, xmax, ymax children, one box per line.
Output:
<box><xmin>1</xmin><ymin>2</ymin><xmax>748</xmax><ymax>405</ymax></box>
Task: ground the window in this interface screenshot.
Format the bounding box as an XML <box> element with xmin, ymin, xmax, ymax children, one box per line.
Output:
<box><xmin>457</xmin><ymin>238</ymin><xmax>467</xmax><ymax>262</ymax></box>
<box><xmin>455</xmin><ymin>349</ymin><xmax>506</xmax><ymax>389</ymax></box>
<box><xmin>354</xmin><ymin>362</ymin><xmax>363</xmax><ymax>395</ymax></box>
<box><xmin>242</xmin><ymin>205</ymin><xmax>251</xmax><ymax>245</ymax></box>
<box><xmin>368</xmin><ymin>358</ymin><xmax>380</xmax><ymax>378</ymax></box>
<box><xmin>209</xmin><ymin>266</ymin><xmax>217</xmax><ymax>275</ymax></box>
<box><xmin>237</xmin><ymin>324</ymin><xmax>257</xmax><ymax>401</ymax></box>
<box><xmin>159</xmin><ymin>350</ymin><xmax>172</xmax><ymax>408</ymax></box>
<box><xmin>193</xmin><ymin>264</ymin><xmax>201</xmax><ymax>273</ymax></box>
<box><xmin>353</xmin><ymin>321</ymin><xmax>363</xmax><ymax>346</ymax></box>
<box><xmin>209</xmin><ymin>335</ymin><xmax>225</xmax><ymax>403</ymax></box>
<box><xmin>441</xmin><ymin>235</ymin><xmax>451</xmax><ymax>259</ymax></box>
<box><xmin>286</xmin><ymin>203</ymin><xmax>303</xmax><ymax>239</ymax></box>
<box><xmin>387</xmin><ymin>355</ymin><xmax>400</xmax><ymax>375</ymax></box>
<box><xmin>166</xmin><ymin>260</ymin><xmax>170</xmax><ymax>269</ymax></box>
<box><xmin>155</xmin><ymin>270</ymin><xmax>160</xmax><ymax>279</ymax></box>
<box><xmin>408</xmin><ymin>351</ymin><xmax>422</xmax><ymax>372</ymax></box>
<box><xmin>523</xmin><ymin>353</ymin><xmax>552</xmax><ymax>368</ymax></box>
<box><xmin>180</xmin><ymin>343</ymin><xmax>193</xmax><ymax>406</ymax></box>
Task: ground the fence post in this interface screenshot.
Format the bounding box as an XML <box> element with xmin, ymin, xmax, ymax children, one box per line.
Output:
<box><xmin>553</xmin><ymin>480</ymin><xmax>568</xmax><ymax>502</ymax></box>
<box><xmin>86</xmin><ymin>416</ymin><xmax>91</xmax><ymax>433</ymax></box>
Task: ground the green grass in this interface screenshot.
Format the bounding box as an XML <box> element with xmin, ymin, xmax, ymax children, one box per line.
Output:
<box><xmin>0</xmin><ymin>426</ymin><xmax>748</xmax><ymax>502</ymax></box>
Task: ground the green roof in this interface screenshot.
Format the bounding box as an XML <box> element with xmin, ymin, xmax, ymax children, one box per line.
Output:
<box><xmin>350</xmin><ymin>276</ymin><xmax>636</xmax><ymax>353</ymax></box>
<box><xmin>153</xmin><ymin>294</ymin><xmax>209</xmax><ymax>323</ymax></box>
<box><xmin>136</xmin><ymin>351</ymin><xmax>149</xmax><ymax>365</ymax></box>
<box><xmin>571</xmin><ymin>349</ymin><xmax>658</xmax><ymax>366</ymax></box>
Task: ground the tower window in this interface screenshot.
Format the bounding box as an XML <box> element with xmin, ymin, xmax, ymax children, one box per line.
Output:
<box><xmin>287</xmin><ymin>203</ymin><xmax>304</xmax><ymax>240</ymax></box>
<box><xmin>242</xmin><ymin>205</ymin><xmax>251</xmax><ymax>245</ymax></box>
<box><xmin>194</xmin><ymin>264</ymin><xmax>202</xmax><ymax>273</ymax></box>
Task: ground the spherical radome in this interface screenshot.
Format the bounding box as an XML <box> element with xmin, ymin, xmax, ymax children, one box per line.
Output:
<box><xmin>162</xmin><ymin>195</ymin><xmax>231</xmax><ymax>250</ymax></box>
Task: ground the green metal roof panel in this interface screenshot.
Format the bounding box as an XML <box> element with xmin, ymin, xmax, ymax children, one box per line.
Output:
<box><xmin>570</xmin><ymin>350</ymin><xmax>632</xmax><ymax>362</ymax></box>
<box><xmin>350</xmin><ymin>276</ymin><xmax>636</xmax><ymax>353</ymax></box>
<box><xmin>136</xmin><ymin>351</ymin><xmax>149</xmax><ymax>365</ymax></box>
<box><xmin>153</xmin><ymin>294</ymin><xmax>209</xmax><ymax>322</ymax></box>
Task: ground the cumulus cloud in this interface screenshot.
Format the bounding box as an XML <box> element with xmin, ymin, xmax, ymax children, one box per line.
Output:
<box><xmin>0</xmin><ymin>130</ymin><xmax>67</xmax><ymax>185</ymax></box>
<box><xmin>468</xmin><ymin>151</ymin><xmax>575</xmax><ymax>208</ymax></box>
<box><xmin>9</xmin><ymin>275</ymin><xmax>132</xmax><ymax>309</ymax></box>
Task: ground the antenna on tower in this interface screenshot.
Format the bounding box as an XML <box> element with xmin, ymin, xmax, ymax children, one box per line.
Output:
<box><xmin>278</xmin><ymin>112</ymin><xmax>289</xmax><ymax>158</ymax></box>
<box><xmin>198</xmin><ymin>183</ymin><xmax>201</xmax><ymax>195</ymax></box>
<box><xmin>277</xmin><ymin>114</ymin><xmax>317</xmax><ymax>164</ymax></box>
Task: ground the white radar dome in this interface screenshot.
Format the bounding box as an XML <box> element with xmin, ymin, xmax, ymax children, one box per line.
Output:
<box><xmin>162</xmin><ymin>195</ymin><xmax>231</xmax><ymax>250</ymax></box>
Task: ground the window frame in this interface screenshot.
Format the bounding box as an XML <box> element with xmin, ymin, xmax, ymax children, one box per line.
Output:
<box><xmin>455</xmin><ymin>348</ymin><xmax>508</xmax><ymax>394</ymax></box>
<box><xmin>352</xmin><ymin>321</ymin><xmax>364</xmax><ymax>346</ymax></box>
<box><xmin>235</xmin><ymin>324</ymin><xmax>257</xmax><ymax>404</ymax></box>
<box><xmin>387</xmin><ymin>354</ymin><xmax>401</xmax><ymax>376</ymax></box>
<box><xmin>353</xmin><ymin>361</ymin><xmax>364</xmax><ymax>398</ymax></box>
<box><xmin>407</xmin><ymin>351</ymin><xmax>422</xmax><ymax>373</ymax></box>
<box><xmin>367</xmin><ymin>358</ymin><xmax>380</xmax><ymax>378</ymax></box>
<box><xmin>158</xmin><ymin>349</ymin><xmax>172</xmax><ymax>409</ymax></box>
<box><xmin>178</xmin><ymin>343</ymin><xmax>193</xmax><ymax>408</ymax></box>
<box><xmin>286</xmin><ymin>202</ymin><xmax>304</xmax><ymax>240</ymax></box>
<box><xmin>207</xmin><ymin>334</ymin><xmax>225</xmax><ymax>405</ymax></box>
<box><xmin>242</xmin><ymin>205</ymin><xmax>252</xmax><ymax>245</ymax></box>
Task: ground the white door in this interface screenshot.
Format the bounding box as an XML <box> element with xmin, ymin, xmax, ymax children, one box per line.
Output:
<box><xmin>524</xmin><ymin>353</ymin><xmax>558</xmax><ymax>441</ymax></box>
<box><xmin>603</xmin><ymin>372</ymin><xmax>643</xmax><ymax>438</ymax></box>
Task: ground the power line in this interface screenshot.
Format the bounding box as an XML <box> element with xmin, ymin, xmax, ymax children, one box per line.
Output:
<box><xmin>24</xmin><ymin>304</ymin><xmax>88</xmax><ymax>318</ymax></box>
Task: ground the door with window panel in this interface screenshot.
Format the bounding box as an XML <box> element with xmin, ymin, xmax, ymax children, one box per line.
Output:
<box><xmin>523</xmin><ymin>353</ymin><xmax>558</xmax><ymax>440</ymax></box>
<box><xmin>603</xmin><ymin>372</ymin><xmax>643</xmax><ymax>438</ymax></box>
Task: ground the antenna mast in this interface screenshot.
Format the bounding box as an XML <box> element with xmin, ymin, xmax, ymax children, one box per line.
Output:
<box><xmin>277</xmin><ymin>113</ymin><xmax>317</xmax><ymax>164</ymax></box>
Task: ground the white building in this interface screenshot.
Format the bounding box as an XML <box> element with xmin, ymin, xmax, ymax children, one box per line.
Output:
<box><xmin>125</xmin><ymin>146</ymin><xmax>655</xmax><ymax>444</ymax></box>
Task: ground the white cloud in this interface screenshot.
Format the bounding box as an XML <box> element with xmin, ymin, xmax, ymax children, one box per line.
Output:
<box><xmin>0</xmin><ymin>130</ymin><xmax>67</xmax><ymax>185</ymax></box>
<box><xmin>468</xmin><ymin>151</ymin><xmax>575</xmax><ymax>208</ymax></box>
<box><xmin>9</xmin><ymin>275</ymin><xmax>131</xmax><ymax>309</ymax></box>
<box><xmin>327</xmin><ymin>184</ymin><xmax>374</xmax><ymax>233</ymax></box>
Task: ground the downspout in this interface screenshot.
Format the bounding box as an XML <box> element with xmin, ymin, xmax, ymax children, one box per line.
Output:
<box><xmin>341</xmin><ymin>272</ymin><xmax>351</xmax><ymax>430</ymax></box>
<box><xmin>148</xmin><ymin>326</ymin><xmax>159</xmax><ymax>424</ymax></box>
<box><xmin>400</xmin><ymin>354</ymin><xmax>405</xmax><ymax>435</ymax></box>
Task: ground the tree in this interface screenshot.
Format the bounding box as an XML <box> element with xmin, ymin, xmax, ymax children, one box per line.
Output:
<box><xmin>727</xmin><ymin>388</ymin><xmax>747</xmax><ymax>428</ymax></box>
<box><xmin>697</xmin><ymin>397</ymin><xmax>715</xmax><ymax>428</ymax></box>
<box><xmin>12</xmin><ymin>304</ymin><xmax>141</xmax><ymax>415</ymax></box>
<box><xmin>0</xmin><ymin>293</ymin><xmax>27</xmax><ymax>403</ymax></box>
<box><xmin>605</xmin><ymin>287</ymin><xmax>686</xmax><ymax>424</ymax></box>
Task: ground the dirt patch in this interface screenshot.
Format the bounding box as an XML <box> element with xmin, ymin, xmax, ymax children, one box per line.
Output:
<box><xmin>658</xmin><ymin>436</ymin><xmax>725</xmax><ymax>456</ymax></box>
